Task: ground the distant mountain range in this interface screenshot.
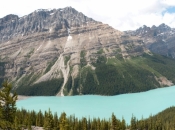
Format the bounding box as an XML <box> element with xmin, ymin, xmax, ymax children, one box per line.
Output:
<box><xmin>125</xmin><ymin>23</ymin><xmax>175</xmax><ymax>58</ymax></box>
<box><xmin>0</xmin><ymin>7</ymin><xmax>175</xmax><ymax>96</ymax></box>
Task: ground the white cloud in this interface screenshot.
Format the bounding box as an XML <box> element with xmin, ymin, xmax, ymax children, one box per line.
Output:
<box><xmin>0</xmin><ymin>0</ymin><xmax>175</xmax><ymax>31</ymax></box>
<box><xmin>162</xmin><ymin>0</ymin><xmax>175</xmax><ymax>6</ymax></box>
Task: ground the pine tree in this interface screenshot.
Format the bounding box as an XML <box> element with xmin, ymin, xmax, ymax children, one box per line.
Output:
<box><xmin>111</xmin><ymin>113</ymin><xmax>117</xmax><ymax>130</ymax></box>
<box><xmin>36</xmin><ymin>110</ymin><xmax>44</xmax><ymax>127</ymax></box>
<box><xmin>0</xmin><ymin>80</ymin><xmax>18</xmax><ymax>130</ymax></box>
<box><xmin>30</xmin><ymin>110</ymin><xmax>37</xmax><ymax>126</ymax></box>
<box><xmin>13</xmin><ymin>116</ymin><xmax>20</xmax><ymax>130</ymax></box>
<box><xmin>130</xmin><ymin>115</ymin><xmax>137</xmax><ymax>130</ymax></box>
<box><xmin>96</xmin><ymin>118</ymin><xmax>101</xmax><ymax>130</ymax></box>
<box><xmin>82</xmin><ymin>117</ymin><xmax>87</xmax><ymax>130</ymax></box>
<box><xmin>53</xmin><ymin>112</ymin><xmax>59</xmax><ymax>130</ymax></box>
<box><xmin>59</xmin><ymin>112</ymin><xmax>69</xmax><ymax>130</ymax></box>
<box><xmin>87</xmin><ymin>117</ymin><xmax>91</xmax><ymax>130</ymax></box>
<box><xmin>27</xmin><ymin>115</ymin><xmax>32</xmax><ymax>130</ymax></box>
<box><xmin>121</xmin><ymin>117</ymin><xmax>126</xmax><ymax>130</ymax></box>
<box><xmin>148</xmin><ymin>114</ymin><xmax>153</xmax><ymax>129</ymax></box>
<box><xmin>44</xmin><ymin>109</ymin><xmax>54</xmax><ymax>130</ymax></box>
<box><xmin>0</xmin><ymin>102</ymin><xmax>4</xmax><ymax>127</ymax></box>
<box><xmin>74</xmin><ymin>117</ymin><xmax>79</xmax><ymax>130</ymax></box>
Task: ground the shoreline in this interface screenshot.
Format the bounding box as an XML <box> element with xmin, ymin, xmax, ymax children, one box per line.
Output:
<box><xmin>17</xmin><ymin>95</ymin><xmax>31</xmax><ymax>101</ymax></box>
<box><xmin>17</xmin><ymin>95</ymin><xmax>63</xmax><ymax>101</ymax></box>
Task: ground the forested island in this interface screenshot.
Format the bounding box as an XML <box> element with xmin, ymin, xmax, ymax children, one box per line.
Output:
<box><xmin>0</xmin><ymin>81</ymin><xmax>175</xmax><ymax>130</ymax></box>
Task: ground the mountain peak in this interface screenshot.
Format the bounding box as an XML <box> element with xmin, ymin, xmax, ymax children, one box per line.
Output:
<box><xmin>142</xmin><ymin>25</ymin><xmax>147</xmax><ymax>28</ymax></box>
<box><xmin>0</xmin><ymin>7</ymin><xmax>98</xmax><ymax>42</ymax></box>
<box><xmin>158</xmin><ymin>23</ymin><xmax>171</xmax><ymax>30</ymax></box>
<box><xmin>0</xmin><ymin>14</ymin><xmax>19</xmax><ymax>24</ymax></box>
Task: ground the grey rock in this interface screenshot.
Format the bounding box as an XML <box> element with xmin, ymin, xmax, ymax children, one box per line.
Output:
<box><xmin>125</xmin><ymin>23</ymin><xmax>175</xmax><ymax>58</ymax></box>
<box><xmin>0</xmin><ymin>7</ymin><xmax>147</xmax><ymax>95</ymax></box>
<box><xmin>0</xmin><ymin>7</ymin><xmax>97</xmax><ymax>43</ymax></box>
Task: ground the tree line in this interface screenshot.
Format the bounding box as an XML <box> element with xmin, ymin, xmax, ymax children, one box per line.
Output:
<box><xmin>1</xmin><ymin>81</ymin><xmax>175</xmax><ymax>129</ymax></box>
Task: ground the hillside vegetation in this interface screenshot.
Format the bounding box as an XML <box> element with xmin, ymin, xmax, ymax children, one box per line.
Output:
<box><xmin>15</xmin><ymin>53</ymin><xmax>175</xmax><ymax>96</ymax></box>
<box><xmin>65</xmin><ymin>53</ymin><xmax>175</xmax><ymax>96</ymax></box>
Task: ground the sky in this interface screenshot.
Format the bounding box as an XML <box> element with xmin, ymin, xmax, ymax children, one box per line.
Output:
<box><xmin>0</xmin><ymin>0</ymin><xmax>175</xmax><ymax>31</ymax></box>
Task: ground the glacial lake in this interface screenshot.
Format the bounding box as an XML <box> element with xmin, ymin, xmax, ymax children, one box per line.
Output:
<box><xmin>16</xmin><ymin>86</ymin><xmax>175</xmax><ymax>124</ymax></box>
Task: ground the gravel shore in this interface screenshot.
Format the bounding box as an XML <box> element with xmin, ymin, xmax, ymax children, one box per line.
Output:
<box><xmin>17</xmin><ymin>95</ymin><xmax>30</xmax><ymax>101</ymax></box>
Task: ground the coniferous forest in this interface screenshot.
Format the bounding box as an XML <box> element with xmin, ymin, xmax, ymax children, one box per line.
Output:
<box><xmin>14</xmin><ymin>53</ymin><xmax>175</xmax><ymax>96</ymax></box>
<box><xmin>1</xmin><ymin>81</ymin><xmax>175</xmax><ymax>129</ymax></box>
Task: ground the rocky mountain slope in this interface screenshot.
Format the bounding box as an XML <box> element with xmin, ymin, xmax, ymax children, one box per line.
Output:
<box><xmin>125</xmin><ymin>23</ymin><xmax>175</xmax><ymax>58</ymax></box>
<box><xmin>0</xmin><ymin>7</ymin><xmax>175</xmax><ymax>96</ymax></box>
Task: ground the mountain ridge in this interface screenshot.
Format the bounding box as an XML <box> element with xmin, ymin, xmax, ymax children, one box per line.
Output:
<box><xmin>125</xmin><ymin>23</ymin><xmax>175</xmax><ymax>58</ymax></box>
<box><xmin>0</xmin><ymin>6</ymin><xmax>99</xmax><ymax>43</ymax></box>
<box><xmin>0</xmin><ymin>7</ymin><xmax>175</xmax><ymax>96</ymax></box>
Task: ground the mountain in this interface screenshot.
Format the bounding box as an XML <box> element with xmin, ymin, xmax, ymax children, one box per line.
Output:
<box><xmin>1</xmin><ymin>7</ymin><xmax>175</xmax><ymax>96</ymax></box>
<box><xmin>125</xmin><ymin>23</ymin><xmax>175</xmax><ymax>58</ymax></box>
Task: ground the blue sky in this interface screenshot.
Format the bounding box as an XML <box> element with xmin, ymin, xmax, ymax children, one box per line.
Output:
<box><xmin>166</xmin><ymin>7</ymin><xmax>175</xmax><ymax>13</ymax></box>
<box><xmin>162</xmin><ymin>6</ymin><xmax>175</xmax><ymax>15</ymax></box>
<box><xmin>0</xmin><ymin>0</ymin><xmax>175</xmax><ymax>31</ymax></box>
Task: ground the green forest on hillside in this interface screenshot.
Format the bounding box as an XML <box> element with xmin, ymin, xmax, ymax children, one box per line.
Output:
<box><xmin>65</xmin><ymin>53</ymin><xmax>175</xmax><ymax>96</ymax></box>
<box><xmin>14</xmin><ymin>53</ymin><xmax>175</xmax><ymax>96</ymax></box>
<box><xmin>16</xmin><ymin>78</ymin><xmax>64</xmax><ymax>96</ymax></box>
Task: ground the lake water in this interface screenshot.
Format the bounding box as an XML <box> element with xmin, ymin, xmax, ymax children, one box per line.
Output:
<box><xmin>16</xmin><ymin>86</ymin><xmax>175</xmax><ymax>124</ymax></box>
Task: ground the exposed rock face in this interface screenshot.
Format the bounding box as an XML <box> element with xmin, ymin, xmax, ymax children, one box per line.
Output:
<box><xmin>0</xmin><ymin>7</ymin><xmax>97</xmax><ymax>43</ymax></box>
<box><xmin>0</xmin><ymin>7</ymin><xmax>153</xmax><ymax>95</ymax></box>
<box><xmin>125</xmin><ymin>23</ymin><xmax>175</xmax><ymax>58</ymax></box>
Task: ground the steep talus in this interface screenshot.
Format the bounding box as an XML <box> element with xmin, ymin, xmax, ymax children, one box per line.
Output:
<box><xmin>0</xmin><ymin>7</ymin><xmax>175</xmax><ymax>95</ymax></box>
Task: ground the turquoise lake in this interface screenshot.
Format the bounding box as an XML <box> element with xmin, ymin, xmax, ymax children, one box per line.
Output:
<box><xmin>16</xmin><ymin>86</ymin><xmax>175</xmax><ymax>124</ymax></box>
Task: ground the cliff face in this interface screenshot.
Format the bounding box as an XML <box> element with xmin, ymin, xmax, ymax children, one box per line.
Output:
<box><xmin>1</xmin><ymin>7</ymin><xmax>174</xmax><ymax>96</ymax></box>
